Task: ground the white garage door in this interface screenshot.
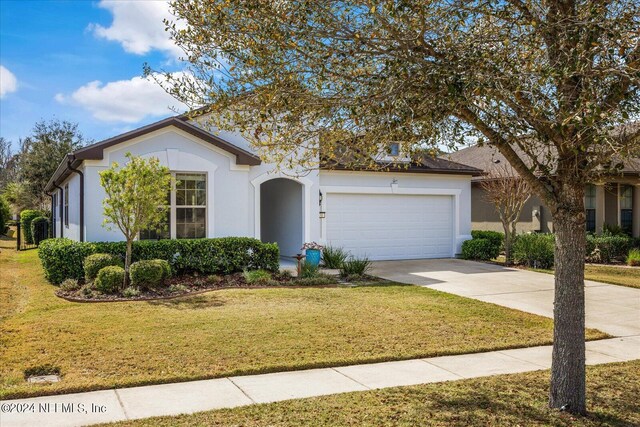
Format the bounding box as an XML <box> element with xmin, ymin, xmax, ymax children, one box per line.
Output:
<box><xmin>325</xmin><ymin>193</ymin><xmax>454</xmax><ymax>260</ymax></box>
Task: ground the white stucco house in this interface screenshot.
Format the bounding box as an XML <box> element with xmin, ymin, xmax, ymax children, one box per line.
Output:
<box><xmin>45</xmin><ymin>115</ymin><xmax>480</xmax><ymax>260</ymax></box>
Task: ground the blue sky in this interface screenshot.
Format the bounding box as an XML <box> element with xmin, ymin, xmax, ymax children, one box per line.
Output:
<box><xmin>0</xmin><ymin>0</ymin><xmax>186</xmax><ymax>150</ymax></box>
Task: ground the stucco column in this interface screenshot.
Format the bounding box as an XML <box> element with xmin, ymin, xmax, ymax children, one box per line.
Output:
<box><xmin>595</xmin><ymin>183</ymin><xmax>605</xmax><ymax>234</ymax></box>
<box><xmin>633</xmin><ymin>184</ymin><xmax>640</xmax><ymax>238</ymax></box>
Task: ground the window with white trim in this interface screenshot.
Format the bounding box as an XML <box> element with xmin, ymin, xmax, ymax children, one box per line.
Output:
<box><xmin>64</xmin><ymin>184</ymin><xmax>69</xmax><ymax>228</ymax></box>
<box><xmin>584</xmin><ymin>184</ymin><xmax>596</xmax><ymax>232</ymax></box>
<box><xmin>140</xmin><ymin>172</ymin><xmax>207</xmax><ymax>240</ymax></box>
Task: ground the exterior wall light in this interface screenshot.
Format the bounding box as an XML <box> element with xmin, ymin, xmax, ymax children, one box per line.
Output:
<box><xmin>319</xmin><ymin>211</ymin><xmax>326</xmax><ymax>219</ymax></box>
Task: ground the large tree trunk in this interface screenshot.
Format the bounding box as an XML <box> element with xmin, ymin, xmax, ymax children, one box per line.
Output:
<box><xmin>549</xmin><ymin>186</ymin><xmax>587</xmax><ymax>415</ymax></box>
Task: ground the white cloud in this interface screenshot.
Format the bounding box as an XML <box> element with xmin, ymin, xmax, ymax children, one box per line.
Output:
<box><xmin>56</xmin><ymin>73</ymin><xmax>187</xmax><ymax>123</ymax></box>
<box><xmin>0</xmin><ymin>65</ymin><xmax>18</xmax><ymax>98</ymax></box>
<box><xmin>91</xmin><ymin>0</ymin><xmax>183</xmax><ymax>57</ymax></box>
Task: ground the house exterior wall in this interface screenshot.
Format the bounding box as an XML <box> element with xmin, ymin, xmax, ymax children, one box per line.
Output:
<box><xmin>472</xmin><ymin>181</ymin><xmax>640</xmax><ymax>237</ymax></box>
<box><xmin>470</xmin><ymin>184</ymin><xmax>554</xmax><ymax>233</ymax></box>
<box><xmin>318</xmin><ymin>170</ymin><xmax>472</xmax><ymax>253</ymax></box>
<box><xmin>604</xmin><ymin>184</ymin><xmax>618</xmax><ymax>226</ymax></box>
<box><xmin>82</xmin><ymin>127</ymin><xmax>255</xmax><ymax>242</ymax></box>
<box><xmin>58</xmin><ymin>172</ymin><xmax>82</xmax><ymax>241</ymax></box>
<box><xmin>60</xmin><ymin>124</ymin><xmax>472</xmax><ymax>259</ymax></box>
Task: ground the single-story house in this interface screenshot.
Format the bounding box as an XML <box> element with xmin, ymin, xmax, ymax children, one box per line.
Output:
<box><xmin>44</xmin><ymin>115</ymin><xmax>480</xmax><ymax>261</ymax></box>
<box><xmin>444</xmin><ymin>145</ymin><xmax>640</xmax><ymax>238</ymax></box>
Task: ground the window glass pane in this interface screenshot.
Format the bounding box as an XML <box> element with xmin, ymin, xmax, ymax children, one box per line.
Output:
<box><xmin>176</xmin><ymin>207</ymin><xmax>206</xmax><ymax>239</ymax></box>
<box><xmin>620</xmin><ymin>185</ymin><xmax>633</xmax><ymax>209</ymax></box>
<box><xmin>585</xmin><ymin>209</ymin><xmax>596</xmax><ymax>232</ymax></box>
<box><xmin>175</xmin><ymin>174</ymin><xmax>206</xmax><ymax>206</ymax></box>
<box><xmin>140</xmin><ymin>209</ymin><xmax>170</xmax><ymax>240</ymax></box>
<box><xmin>584</xmin><ymin>184</ymin><xmax>596</xmax><ymax>209</ymax></box>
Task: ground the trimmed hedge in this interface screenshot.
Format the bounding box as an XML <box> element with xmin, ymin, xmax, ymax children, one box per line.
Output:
<box><xmin>460</xmin><ymin>238</ymin><xmax>500</xmax><ymax>261</ymax></box>
<box><xmin>586</xmin><ymin>234</ymin><xmax>634</xmax><ymax>263</ymax></box>
<box><xmin>130</xmin><ymin>259</ymin><xmax>171</xmax><ymax>289</ymax></box>
<box><xmin>512</xmin><ymin>233</ymin><xmax>555</xmax><ymax>269</ymax></box>
<box><xmin>0</xmin><ymin>195</ymin><xmax>10</xmax><ymax>235</ymax></box>
<box><xmin>94</xmin><ymin>266</ymin><xmax>125</xmax><ymax>294</ymax></box>
<box><xmin>84</xmin><ymin>253</ymin><xmax>124</xmax><ymax>281</ymax></box>
<box><xmin>471</xmin><ymin>230</ymin><xmax>504</xmax><ymax>252</ymax></box>
<box><xmin>20</xmin><ymin>210</ymin><xmax>42</xmax><ymax>244</ymax></box>
<box><xmin>39</xmin><ymin>237</ymin><xmax>279</xmax><ymax>285</ymax></box>
<box><xmin>30</xmin><ymin>216</ymin><xmax>49</xmax><ymax>245</ymax></box>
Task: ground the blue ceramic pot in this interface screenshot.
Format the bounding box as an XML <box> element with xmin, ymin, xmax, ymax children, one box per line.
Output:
<box><xmin>305</xmin><ymin>249</ymin><xmax>321</xmax><ymax>266</ymax></box>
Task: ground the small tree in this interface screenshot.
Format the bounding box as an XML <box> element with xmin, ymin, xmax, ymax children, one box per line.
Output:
<box><xmin>480</xmin><ymin>164</ymin><xmax>531</xmax><ymax>265</ymax></box>
<box><xmin>100</xmin><ymin>153</ymin><xmax>171</xmax><ymax>288</ymax></box>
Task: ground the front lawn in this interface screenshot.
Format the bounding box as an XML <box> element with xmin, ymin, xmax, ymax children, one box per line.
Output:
<box><xmin>103</xmin><ymin>361</ymin><xmax>640</xmax><ymax>427</ymax></box>
<box><xmin>493</xmin><ymin>254</ymin><xmax>640</xmax><ymax>289</ymax></box>
<box><xmin>0</xmin><ymin>242</ymin><xmax>606</xmax><ymax>399</ymax></box>
<box><xmin>530</xmin><ymin>264</ymin><xmax>640</xmax><ymax>289</ymax></box>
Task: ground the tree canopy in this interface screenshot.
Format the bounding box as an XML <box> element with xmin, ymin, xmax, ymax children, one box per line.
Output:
<box><xmin>161</xmin><ymin>0</ymin><xmax>640</xmax><ymax>414</ymax></box>
<box><xmin>100</xmin><ymin>153</ymin><xmax>172</xmax><ymax>287</ymax></box>
<box><xmin>17</xmin><ymin>119</ymin><xmax>89</xmax><ymax>210</ymax></box>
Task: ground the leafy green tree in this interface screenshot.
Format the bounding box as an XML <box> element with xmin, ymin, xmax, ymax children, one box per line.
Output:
<box><xmin>162</xmin><ymin>0</ymin><xmax>640</xmax><ymax>414</ymax></box>
<box><xmin>100</xmin><ymin>153</ymin><xmax>171</xmax><ymax>288</ymax></box>
<box><xmin>0</xmin><ymin>137</ymin><xmax>19</xmax><ymax>191</ymax></box>
<box><xmin>18</xmin><ymin>120</ymin><xmax>89</xmax><ymax>209</ymax></box>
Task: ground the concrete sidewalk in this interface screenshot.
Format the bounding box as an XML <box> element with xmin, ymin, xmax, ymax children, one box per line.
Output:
<box><xmin>2</xmin><ymin>336</ymin><xmax>638</xmax><ymax>427</ymax></box>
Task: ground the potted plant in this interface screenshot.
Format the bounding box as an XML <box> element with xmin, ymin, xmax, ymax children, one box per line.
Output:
<box><xmin>302</xmin><ymin>242</ymin><xmax>324</xmax><ymax>267</ymax></box>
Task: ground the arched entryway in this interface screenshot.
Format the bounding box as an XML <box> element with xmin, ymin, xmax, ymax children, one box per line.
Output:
<box><xmin>260</xmin><ymin>178</ymin><xmax>304</xmax><ymax>258</ymax></box>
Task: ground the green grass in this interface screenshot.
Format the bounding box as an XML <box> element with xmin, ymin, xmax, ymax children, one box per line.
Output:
<box><xmin>104</xmin><ymin>361</ymin><xmax>640</xmax><ymax>427</ymax></box>
<box><xmin>494</xmin><ymin>255</ymin><xmax>640</xmax><ymax>289</ymax></box>
<box><xmin>0</xmin><ymin>242</ymin><xmax>607</xmax><ymax>399</ymax></box>
<box><xmin>530</xmin><ymin>265</ymin><xmax>640</xmax><ymax>290</ymax></box>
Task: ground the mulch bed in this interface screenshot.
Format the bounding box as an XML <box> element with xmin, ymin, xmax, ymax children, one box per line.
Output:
<box><xmin>54</xmin><ymin>272</ymin><xmax>372</xmax><ymax>303</ymax></box>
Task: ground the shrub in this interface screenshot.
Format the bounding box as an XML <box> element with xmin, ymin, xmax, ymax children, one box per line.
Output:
<box><xmin>243</xmin><ymin>269</ymin><xmax>272</xmax><ymax>284</ymax></box>
<box><xmin>94</xmin><ymin>265</ymin><xmax>125</xmax><ymax>294</ymax></box>
<box><xmin>627</xmin><ymin>248</ymin><xmax>640</xmax><ymax>267</ymax></box>
<box><xmin>586</xmin><ymin>234</ymin><xmax>633</xmax><ymax>263</ymax></box>
<box><xmin>84</xmin><ymin>253</ymin><xmax>123</xmax><ymax>281</ymax></box>
<box><xmin>20</xmin><ymin>210</ymin><xmax>42</xmax><ymax>244</ymax></box>
<box><xmin>168</xmin><ymin>284</ymin><xmax>189</xmax><ymax>293</ymax></box>
<box><xmin>30</xmin><ymin>216</ymin><xmax>49</xmax><ymax>245</ymax></box>
<box><xmin>340</xmin><ymin>256</ymin><xmax>371</xmax><ymax>277</ymax></box>
<box><xmin>460</xmin><ymin>238</ymin><xmax>499</xmax><ymax>261</ymax></box>
<box><xmin>130</xmin><ymin>259</ymin><xmax>171</xmax><ymax>289</ymax></box>
<box><xmin>39</xmin><ymin>237</ymin><xmax>280</xmax><ymax>285</ymax></box>
<box><xmin>80</xmin><ymin>284</ymin><xmax>94</xmax><ymax>297</ymax></box>
<box><xmin>322</xmin><ymin>246</ymin><xmax>348</xmax><ymax>269</ymax></box>
<box><xmin>512</xmin><ymin>233</ymin><xmax>555</xmax><ymax>269</ymax></box>
<box><xmin>278</xmin><ymin>269</ymin><xmax>293</xmax><ymax>280</ymax></box>
<box><xmin>300</xmin><ymin>261</ymin><xmax>319</xmax><ymax>278</ymax></box>
<box><xmin>122</xmin><ymin>287</ymin><xmax>141</xmax><ymax>298</ymax></box>
<box><xmin>0</xmin><ymin>195</ymin><xmax>10</xmax><ymax>235</ymax></box>
<box><xmin>471</xmin><ymin>230</ymin><xmax>504</xmax><ymax>252</ymax></box>
<box><xmin>207</xmin><ymin>274</ymin><xmax>223</xmax><ymax>284</ymax></box>
<box><xmin>59</xmin><ymin>278</ymin><xmax>80</xmax><ymax>292</ymax></box>
<box><xmin>294</xmin><ymin>276</ymin><xmax>336</xmax><ymax>286</ymax></box>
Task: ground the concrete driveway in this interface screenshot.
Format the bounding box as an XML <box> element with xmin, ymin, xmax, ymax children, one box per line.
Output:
<box><xmin>370</xmin><ymin>259</ymin><xmax>640</xmax><ymax>337</ymax></box>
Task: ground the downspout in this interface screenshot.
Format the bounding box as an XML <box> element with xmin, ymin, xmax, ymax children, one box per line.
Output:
<box><xmin>67</xmin><ymin>156</ymin><xmax>85</xmax><ymax>242</ymax></box>
<box><xmin>53</xmin><ymin>183</ymin><xmax>64</xmax><ymax>238</ymax></box>
<box><xmin>46</xmin><ymin>192</ymin><xmax>55</xmax><ymax>238</ymax></box>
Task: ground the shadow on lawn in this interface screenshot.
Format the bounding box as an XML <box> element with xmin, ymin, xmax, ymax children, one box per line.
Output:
<box><xmin>147</xmin><ymin>295</ymin><xmax>225</xmax><ymax>310</ymax></box>
<box><xmin>417</xmin><ymin>381</ymin><xmax>634</xmax><ymax>426</ymax></box>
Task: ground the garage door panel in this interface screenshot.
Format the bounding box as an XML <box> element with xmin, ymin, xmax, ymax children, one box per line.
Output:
<box><xmin>325</xmin><ymin>193</ymin><xmax>454</xmax><ymax>260</ymax></box>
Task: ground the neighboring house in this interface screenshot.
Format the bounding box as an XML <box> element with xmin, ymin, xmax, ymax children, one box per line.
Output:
<box><xmin>45</xmin><ymin>115</ymin><xmax>480</xmax><ymax>261</ymax></box>
<box><xmin>444</xmin><ymin>145</ymin><xmax>640</xmax><ymax>238</ymax></box>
